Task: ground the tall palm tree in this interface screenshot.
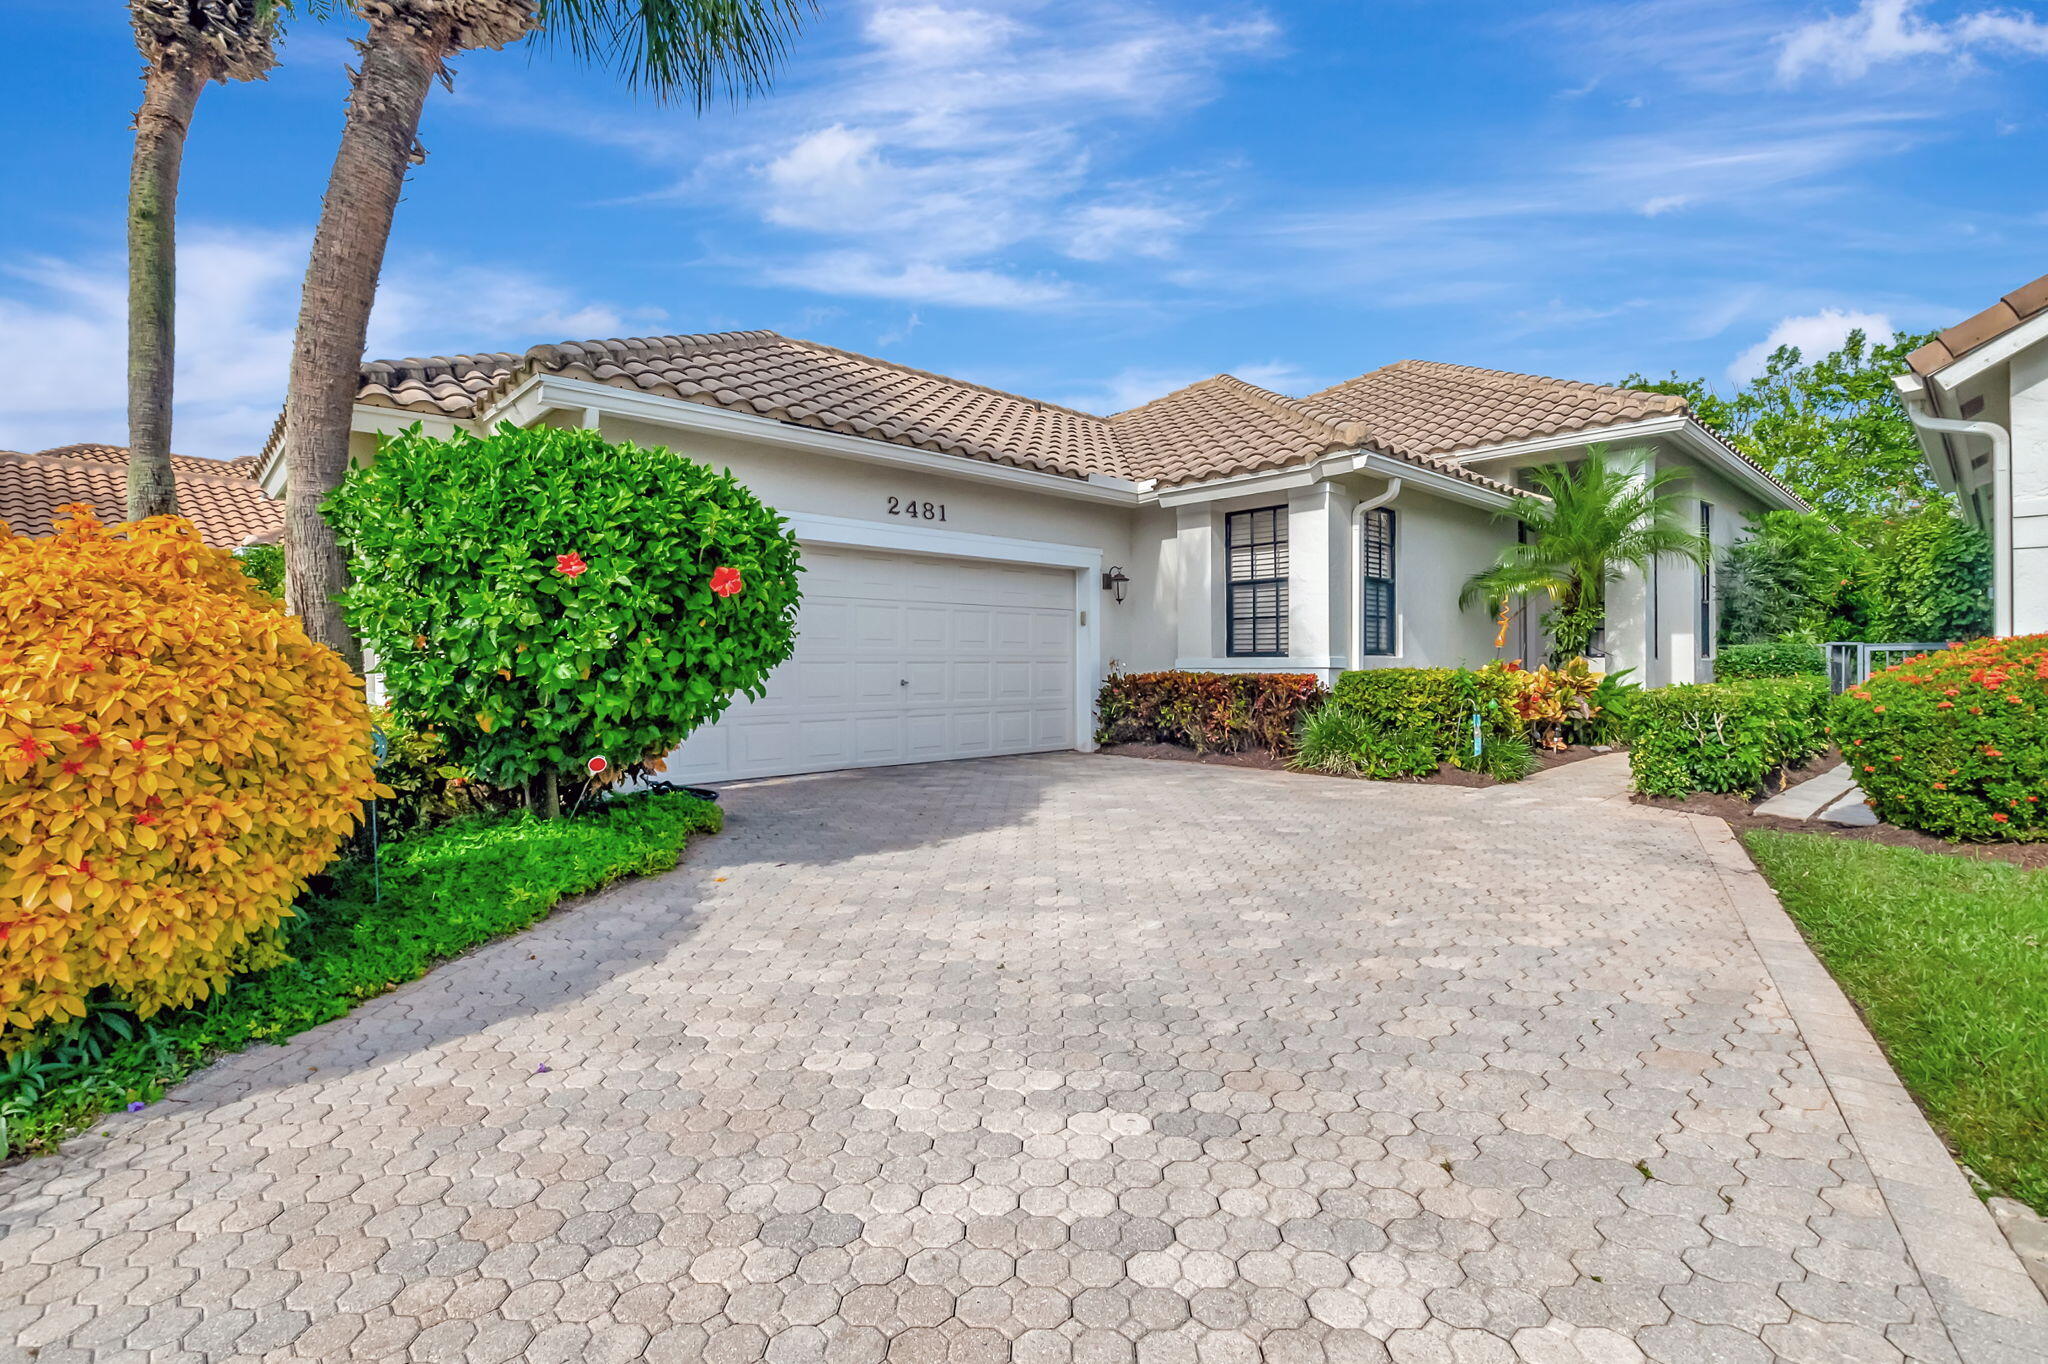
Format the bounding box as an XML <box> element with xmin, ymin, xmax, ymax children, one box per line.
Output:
<box><xmin>279</xmin><ymin>0</ymin><xmax>811</xmax><ymax>669</ymax></box>
<box><xmin>127</xmin><ymin>0</ymin><xmax>282</xmax><ymax>520</ymax></box>
<box><xmin>1459</xmin><ymin>451</ymin><xmax>1710</xmax><ymax>664</ymax></box>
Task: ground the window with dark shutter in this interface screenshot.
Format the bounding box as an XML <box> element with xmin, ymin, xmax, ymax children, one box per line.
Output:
<box><xmin>1360</xmin><ymin>508</ymin><xmax>1396</xmax><ymax>657</ymax></box>
<box><xmin>1698</xmin><ymin>501</ymin><xmax>1714</xmax><ymax>656</ymax></box>
<box><xmin>1225</xmin><ymin>506</ymin><xmax>1288</xmax><ymax>657</ymax></box>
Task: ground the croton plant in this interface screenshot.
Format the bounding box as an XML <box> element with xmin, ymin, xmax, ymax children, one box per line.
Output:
<box><xmin>327</xmin><ymin>424</ymin><xmax>803</xmax><ymax>798</ymax></box>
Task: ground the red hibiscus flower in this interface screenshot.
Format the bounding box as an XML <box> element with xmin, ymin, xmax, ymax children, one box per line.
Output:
<box><xmin>710</xmin><ymin>566</ymin><xmax>745</xmax><ymax>598</ymax></box>
<box><xmin>554</xmin><ymin>552</ymin><xmax>588</xmax><ymax>579</ymax></box>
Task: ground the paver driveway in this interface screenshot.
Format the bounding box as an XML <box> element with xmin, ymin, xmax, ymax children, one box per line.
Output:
<box><xmin>2</xmin><ymin>754</ymin><xmax>2041</xmax><ymax>1363</ymax></box>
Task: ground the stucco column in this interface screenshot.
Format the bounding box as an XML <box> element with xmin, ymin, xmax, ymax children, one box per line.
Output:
<box><xmin>1603</xmin><ymin>447</ymin><xmax>1653</xmax><ymax>680</ymax></box>
<box><xmin>1173</xmin><ymin>503</ymin><xmax>1224</xmax><ymax>662</ymax></box>
<box><xmin>2011</xmin><ymin>344</ymin><xmax>2048</xmax><ymax>634</ymax></box>
<box><xmin>1287</xmin><ymin>483</ymin><xmax>1339</xmax><ymax>674</ymax></box>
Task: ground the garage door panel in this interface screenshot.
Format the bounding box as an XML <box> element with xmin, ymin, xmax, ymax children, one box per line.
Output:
<box><xmin>952</xmin><ymin>609</ymin><xmax>992</xmax><ymax>649</ymax></box>
<box><xmin>663</xmin><ymin>545</ymin><xmax>1078</xmax><ymax>782</ymax></box>
<box><xmin>904</xmin><ymin>661</ymin><xmax>948</xmax><ymax>702</ymax></box>
<box><xmin>952</xmin><ymin>661</ymin><xmax>992</xmax><ymax>701</ymax></box>
<box><xmin>992</xmin><ymin>710</ymin><xmax>1033</xmax><ymax>748</ymax></box>
<box><xmin>853</xmin><ymin>661</ymin><xmax>906</xmax><ymax>701</ymax></box>
<box><xmin>953</xmin><ymin>712</ymin><xmax>993</xmax><ymax>751</ymax></box>
<box><xmin>905</xmin><ymin>605</ymin><xmax>949</xmax><ymax>649</ymax></box>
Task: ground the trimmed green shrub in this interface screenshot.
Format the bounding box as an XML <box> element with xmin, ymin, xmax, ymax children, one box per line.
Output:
<box><xmin>1628</xmin><ymin>676</ymin><xmax>1832</xmax><ymax>797</ymax></box>
<box><xmin>328</xmin><ymin>424</ymin><xmax>803</xmax><ymax>796</ymax></box>
<box><xmin>1292</xmin><ymin>707</ymin><xmax>1438</xmax><ymax>779</ymax></box>
<box><xmin>1834</xmin><ymin>635</ymin><xmax>2048</xmax><ymax>840</ymax></box>
<box><xmin>1330</xmin><ymin>667</ymin><xmax>1525</xmax><ymax>766</ymax></box>
<box><xmin>1095</xmin><ymin>671</ymin><xmax>1326</xmax><ymax>753</ymax></box>
<box><xmin>1716</xmin><ymin>641</ymin><xmax>1826</xmax><ymax>681</ymax></box>
<box><xmin>1</xmin><ymin>790</ymin><xmax>722</xmax><ymax>1156</ymax></box>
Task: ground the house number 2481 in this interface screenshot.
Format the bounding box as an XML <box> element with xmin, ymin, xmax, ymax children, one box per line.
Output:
<box><xmin>887</xmin><ymin>496</ymin><xmax>947</xmax><ymax>521</ymax></box>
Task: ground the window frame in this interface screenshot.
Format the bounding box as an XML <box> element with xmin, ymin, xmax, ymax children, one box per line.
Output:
<box><xmin>1224</xmin><ymin>505</ymin><xmax>1289</xmax><ymax>658</ymax></box>
<box><xmin>1360</xmin><ymin>507</ymin><xmax>1397</xmax><ymax>658</ymax></box>
<box><xmin>1698</xmin><ymin>500</ymin><xmax>1715</xmax><ymax>658</ymax></box>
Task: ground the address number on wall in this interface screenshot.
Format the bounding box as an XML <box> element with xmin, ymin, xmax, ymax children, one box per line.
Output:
<box><xmin>887</xmin><ymin>496</ymin><xmax>948</xmax><ymax>521</ymax></box>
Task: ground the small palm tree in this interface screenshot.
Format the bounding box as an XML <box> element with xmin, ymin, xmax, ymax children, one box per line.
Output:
<box><xmin>279</xmin><ymin>0</ymin><xmax>812</xmax><ymax>670</ymax></box>
<box><xmin>1460</xmin><ymin>452</ymin><xmax>1709</xmax><ymax>664</ymax></box>
<box><xmin>127</xmin><ymin>0</ymin><xmax>284</xmax><ymax>520</ymax></box>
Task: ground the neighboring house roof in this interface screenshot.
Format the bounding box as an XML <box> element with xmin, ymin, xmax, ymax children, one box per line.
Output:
<box><xmin>335</xmin><ymin>329</ymin><xmax>1773</xmax><ymax>498</ymax></box>
<box><xmin>1906</xmin><ymin>271</ymin><xmax>2048</xmax><ymax>377</ymax></box>
<box><xmin>1299</xmin><ymin>360</ymin><xmax>1686</xmax><ymax>459</ymax></box>
<box><xmin>0</xmin><ymin>444</ymin><xmax>281</xmax><ymax>548</ymax></box>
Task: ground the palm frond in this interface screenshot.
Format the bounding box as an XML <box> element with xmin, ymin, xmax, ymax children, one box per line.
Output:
<box><xmin>532</xmin><ymin>0</ymin><xmax>815</xmax><ymax>106</ymax></box>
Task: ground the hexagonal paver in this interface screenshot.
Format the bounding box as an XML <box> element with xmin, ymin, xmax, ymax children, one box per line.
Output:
<box><xmin>0</xmin><ymin>755</ymin><xmax>2029</xmax><ymax>1362</ymax></box>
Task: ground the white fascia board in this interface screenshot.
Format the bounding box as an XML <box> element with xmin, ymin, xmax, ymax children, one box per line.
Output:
<box><xmin>502</xmin><ymin>374</ymin><xmax>1144</xmax><ymax>507</ymax></box>
<box><xmin>1355</xmin><ymin>453</ymin><xmax>1521</xmax><ymax>510</ymax></box>
<box><xmin>782</xmin><ymin>510</ymin><xmax>1103</xmax><ymax>571</ymax></box>
<box><xmin>1455</xmin><ymin>415</ymin><xmax>1803</xmax><ymax>512</ymax></box>
<box><xmin>1448</xmin><ymin>414</ymin><xmax>1688</xmax><ymax>464</ymax></box>
<box><xmin>265</xmin><ymin>404</ymin><xmax>471</xmax><ymax>496</ymax></box>
<box><xmin>1151</xmin><ymin>451</ymin><xmax>1519</xmax><ymax>512</ymax></box>
<box><xmin>1922</xmin><ymin>311</ymin><xmax>2048</xmax><ymax>393</ymax></box>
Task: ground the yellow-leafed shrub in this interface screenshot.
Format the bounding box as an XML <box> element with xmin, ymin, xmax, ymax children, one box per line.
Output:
<box><xmin>0</xmin><ymin>505</ymin><xmax>385</xmax><ymax>1047</ymax></box>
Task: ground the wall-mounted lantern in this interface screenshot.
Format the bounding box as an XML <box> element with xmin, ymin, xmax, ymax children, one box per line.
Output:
<box><xmin>1101</xmin><ymin>566</ymin><xmax>1130</xmax><ymax>603</ymax></box>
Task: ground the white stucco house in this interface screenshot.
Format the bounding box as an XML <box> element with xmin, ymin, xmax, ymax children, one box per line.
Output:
<box><xmin>258</xmin><ymin>331</ymin><xmax>1802</xmax><ymax>783</ymax></box>
<box><xmin>1897</xmin><ymin>271</ymin><xmax>2048</xmax><ymax>637</ymax></box>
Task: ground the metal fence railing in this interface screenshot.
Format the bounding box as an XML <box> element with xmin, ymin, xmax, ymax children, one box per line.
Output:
<box><xmin>1825</xmin><ymin>641</ymin><xmax>1951</xmax><ymax>694</ymax></box>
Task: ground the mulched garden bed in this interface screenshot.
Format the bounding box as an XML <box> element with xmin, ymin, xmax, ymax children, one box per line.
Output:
<box><xmin>1095</xmin><ymin>741</ymin><xmax>1617</xmax><ymax>789</ymax></box>
<box><xmin>1633</xmin><ymin>749</ymin><xmax>2048</xmax><ymax>869</ymax></box>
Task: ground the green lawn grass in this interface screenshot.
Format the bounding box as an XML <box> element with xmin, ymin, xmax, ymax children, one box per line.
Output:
<box><xmin>1</xmin><ymin>791</ymin><xmax>722</xmax><ymax>1159</ymax></box>
<box><xmin>1742</xmin><ymin>830</ymin><xmax>2048</xmax><ymax>1214</ymax></box>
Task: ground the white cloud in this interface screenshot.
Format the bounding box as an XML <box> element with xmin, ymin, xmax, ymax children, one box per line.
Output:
<box><xmin>1778</xmin><ymin>0</ymin><xmax>2048</xmax><ymax>82</ymax></box>
<box><xmin>1061</xmin><ymin>203</ymin><xmax>1190</xmax><ymax>261</ymax></box>
<box><xmin>862</xmin><ymin>4</ymin><xmax>1021</xmax><ymax>64</ymax></box>
<box><xmin>1727</xmin><ymin>307</ymin><xmax>1893</xmax><ymax>381</ymax></box>
<box><xmin>0</xmin><ymin>229</ymin><xmax>656</xmax><ymax>461</ymax></box>
<box><xmin>605</xmin><ymin>1</ymin><xmax>1277</xmax><ymax>308</ymax></box>
<box><xmin>1056</xmin><ymin>358</ymin><xmax>1316</xmax><ymax>414</ymax></box>
<box><xmin>761</xmin><ymin>252</ymin><xmax>1072</xmax><ymax>308</ymax></box>
<box><xmin>1640</xmin><ymin>193</ymin><xmax>1692</xmax><ymax>216</ymax></box>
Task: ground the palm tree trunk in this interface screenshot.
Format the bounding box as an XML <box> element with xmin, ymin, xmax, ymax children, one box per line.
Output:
<box><xmin>126</xmin><ymin>59</ymin><xmax>205</xmax><ymax>522</ymax></box>
<box><xmin>280</xmin><ymin>23</ymin><xmax>443</xmax><ymax>674</ymax></box>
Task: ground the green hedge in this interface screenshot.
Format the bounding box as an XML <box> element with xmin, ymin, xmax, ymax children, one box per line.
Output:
<box><xmin>1095</xmin><ymin>671</ymin><xmax>1326</xmax><ymax>753</ymax></box>
<box><xmin>1328</xmin><ymin>667</ymin><xmax>1525</xmax><ymax>765</ymax></box>
<box><xmin>1715</xmin><ymin>641</ymin><xmax>1826</xmax><ymax>680</ymax></box>
<box><xmin>1628</xmin><ymin>676</ymin><xmax>1832</xmax><ymax>797</ymax></box>
<box><xmin>0</xmin><ymin>791</ymin><xmax>722</xmax><ymax>1156</ymax></box>
<box><xmin>1835</xmin><ymin>635</ymin><xmax>2047</xmax><ymax>840</ymax></box>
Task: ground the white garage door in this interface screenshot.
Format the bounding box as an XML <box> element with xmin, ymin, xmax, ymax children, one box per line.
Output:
<box><xmin>662</xmin><ymin>544</ymin><xmax>1077</xmax><ymax>783</ymax></box>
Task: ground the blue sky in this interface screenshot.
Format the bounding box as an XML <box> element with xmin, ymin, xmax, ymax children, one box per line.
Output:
<box><xmin>2</xmin><ymin>0</ymin><xmax>2044</xmax><ymax>460</ymax></box>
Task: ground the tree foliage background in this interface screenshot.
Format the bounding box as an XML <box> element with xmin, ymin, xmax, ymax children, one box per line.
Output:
<box><xmin>1626</xmin><ymin>328</ymin><xmax>1992</xmax><ymax>645</ymax></box>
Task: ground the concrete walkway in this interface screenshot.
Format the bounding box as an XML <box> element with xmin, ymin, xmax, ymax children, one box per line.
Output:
<box><xmin>2</xmin><ymin>754</ymin><xmax>2042</xmax><ymax>1363</ymax></box>
<box><xmin>1755</xmin><ymin>764</ymin><xmax>1879</xmax><ymax>826</ymax></box>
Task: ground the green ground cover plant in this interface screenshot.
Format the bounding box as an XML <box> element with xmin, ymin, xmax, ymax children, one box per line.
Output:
<box><xmin>0</xmin><ymin>791</ymin><xmax>721</xmax><ymax>1158</ymax></box>
<box><xmin>1743</xmin><ymin>831</ymin><xmax>2048</xmax><ymax>1214</ymax></box>
<box><xmin>1627</xmin><ymin>676</ymin><xmax>1831</xmax><ymax>797</ymax></box>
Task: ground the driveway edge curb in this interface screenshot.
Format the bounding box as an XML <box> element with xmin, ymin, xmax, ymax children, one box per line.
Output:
<box><xmin>1685</xmin><ymin>814</ymin><xmax>2048</xmax><ymax>1364</ymax></box>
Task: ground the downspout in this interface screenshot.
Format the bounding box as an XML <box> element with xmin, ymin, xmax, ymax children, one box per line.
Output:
<box><xmin>1901</xmin><ymin>390</ymin><xmax>2014</xmax><ymax>636</ymax></box>
<box><xmin>1348</xmin><ymin>478</ymin><xmax>1402</xmax><ymax>670</ymax></box>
